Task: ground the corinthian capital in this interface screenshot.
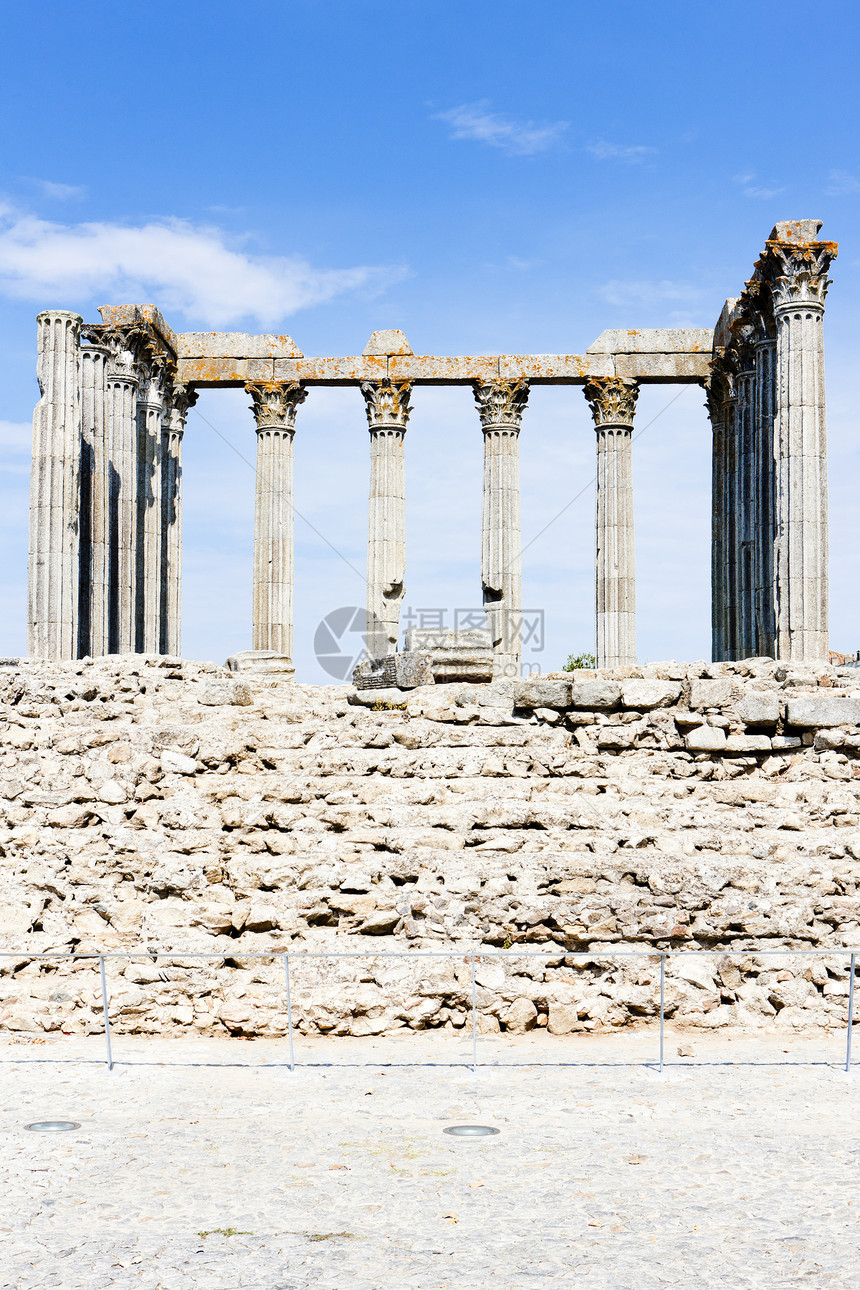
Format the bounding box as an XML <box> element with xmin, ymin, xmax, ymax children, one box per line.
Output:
<box><xmin>246</xmin><ymin>381</ymin><xmax>308</xmax><ymax>431</ymax></box>
<box><xmin>360</xmin><ymin>379</ymin><xmax>412</xmax><ymax>429</ymax></box>
<box><xmin>584</xmin><ymin>377</ymin><xmax>639</xmax><ymax>428</ymax></box>
<box><xmin>766</xmin><ymin>241</ymin><xmax>837</xmax><ymax>312</ymax></box>
<box><xmin>473</xmin><ymin>379</ymin><xmax>529</xmax><ymax>430</ymax></box>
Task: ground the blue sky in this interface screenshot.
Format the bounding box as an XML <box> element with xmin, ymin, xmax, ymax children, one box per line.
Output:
<box><xmin>1</xmin><ymin>0</ymin><xmax>859</xmax><ymax>678</ymax></box>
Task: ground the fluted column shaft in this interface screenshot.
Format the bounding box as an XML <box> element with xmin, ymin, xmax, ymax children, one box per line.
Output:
<box><xmin>79</xmin><ymin>344</ymin><xmax>110</xmax><ymax>657</ymax></box>
<box><xmin>736</xmin><ymin>351</ymin><xmax>756</xmax><ymax>658</ymax></box>
<box><xmin>135</xmin><ymin>378</ymin><xmax>166</xmax><ymax>653</ymax></box>
<box><xmin>105</xmin><ymin>357</ymin><xmax>140</xmax><ymax>654</ymax></box>
<box><xmin>474</xmin><ymin>381</ymin><xmax>528</xmax><ymax>680</ymax></box>
<box><xmin>770</xmin><ymin>244</ymin><xmax>834</xmax><ymax>661</ymax></box>
<box><xmin>585</xmin><ymin>378</ymin><xmax>638</xmax><ymax>669</ymax></box>
<box><xmin>28</xmin><ymin>311</ymin><xmax>82</xmax><ymax>659</ymax></box>
<box><xmin>160</xmin><ymin>385</ymin><xmax>195</xmax><ymax>657</ymax></box>
<box><xmin>753</xmin><ymin>336</ymin><xmax>776</xmax><ymax>657</ymax></box>
<box><xmin>361</xmin><ymin>380</ymin><xmax>411</xmax><ymax>659</ymax></box>
<box><xmin>706</xmin><ymin>371</ymin><xmax>728</xmax><ymax>663</ymax></box>
<box><xmin>247</xmin><ymin>382</ymin><xmax>307</xmax><ymax>660</ymax></box>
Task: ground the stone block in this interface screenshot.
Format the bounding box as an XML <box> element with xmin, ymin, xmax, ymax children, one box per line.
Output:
<box><xmin>569</xmin><ymin>680</ymin><xmax>622</xmax><ymax>709</ymax></box>
<box><xmin>771</xmin><ymin>735</ymin><xmax>803</xmax><ymax>749</ymax></box>
<box><xmin>504</xmin><ymin>997</ymin><xmax>538</xmax><ymax>1034</ymax></box>
<box><xmin>198</xmin><ymin>681</ymin><xmax>253</xmax><ymax>706</ymax></box>
<box><xmin>403</xmin><ymin>628</ymin><xmax>493</xmax><ymax>683</ymax></box>
<box><xmin>615</xmin><ymin>353</ymin><xmax>711</xmax><ymax>381</ymax></box>
<box><xmin>362</xmin><ymin>329</ymin><xmax>412</xmax><ymax>356</ymax></box>
<box><xmin>353</xmin><ymin>652</ymin><xmax>434</xmax><ymax>690</ymax></box>
<box><xmin>225</xmin><ymin>651</ymin><xmax>295</xmax><ymax>679</ymax></box>
<box><xmin>786</xmin><ymin>696</ymin><xmax>860</xmax><ymax>728</ymax></box>
<box><xmin>684</xmin><ymin>725</ymin><xmax>727</xmax><ymax>752</ymax></box>
<box><xmin>348</xmin><ymin>688</ymin><xmax>406</xmax><ymax>707</ymax></box>
<box><xmin>620</xmin><ymin>680</ymin><xmax>682</xmax><ymax>709</ymax></box>
<box><xmin>689</xmin><ymin>679</ymin><xmax>737</xmax><ymax>710</ymax></box>
<box><xmin>513</xmin><ymin>679</ymin><xmax>572</xmax><ymax>710</ymax></box>
<box><xmin>736</xmin><ymin>693</ymin><xmax>780</xmax><ymax>725</ymax></box>
<box><xmin>547</xmin><ymin>1003</ymin><xmax>579</xmax><ymax>1035</ymax></box>
<box><xmin>498</xmin><ymin>354</ymin><xmax>612</xmax><ymax>381</ymax></box>
<box><xmin>587</xmin><ymin>328</ymin><xmax>714</xmax><ymax>354</ymax></box>
<box><xmin>176</xmin><ymin>331</ymin><xmax>303</xmax><ymax>358</ymax></box>
<box><xmin>724</xmin><ymin>734</ymin><xmax>772</xmax><ymax>752</ymax></box>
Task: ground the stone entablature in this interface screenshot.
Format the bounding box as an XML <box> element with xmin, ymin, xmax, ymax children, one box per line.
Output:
<box><xmin>26</xmin><ymin>222</ymin><xmax>837</xmax><ymax>672</ymax></box>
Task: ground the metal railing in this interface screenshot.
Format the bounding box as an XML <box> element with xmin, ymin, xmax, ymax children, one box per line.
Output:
<box><xmin>0</xmin><ymin>947</ymin><xmax>856</xmax><ymax>1073</ymax></box>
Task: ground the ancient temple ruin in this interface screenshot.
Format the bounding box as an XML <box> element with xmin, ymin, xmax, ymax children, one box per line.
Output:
<box><xmin>27</xmin><ymin>220</ymin><xmax>837</xmax><ymax>673</ymax></box>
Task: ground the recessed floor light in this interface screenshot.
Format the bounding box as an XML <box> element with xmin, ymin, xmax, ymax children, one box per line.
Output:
<box><xmin>443</xmin><ymin>1125</ymin><xmax>499</xmax><ymax>1137</ymax></box>
<box><xmin>25</xmin><ymin>1121</ymin><xmax>80</xmax><ymax>1133</ymax></box>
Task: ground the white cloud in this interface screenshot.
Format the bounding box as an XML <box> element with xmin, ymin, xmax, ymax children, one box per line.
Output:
<box><xmin>825</xmin><ymin>169</ymin><xmax>860</xmax><ymax>196</ymax></box>
<box><xmin>0</xmin><ymin>205</ymin><xmax>402</xmax><ymax>327</ymax></box>
<box><xmin>732</xmin><ymin>171</ymin><xmax>785</xmax><ymax>200</ymax></box>
<box><xmin>0</xmin><ymin>420</ymin><xmax>32</xmax><ymax>450</ymax></box>
<box><xmin>597</xmin><ymin>279</ymin><xmax>703</xmax><ymax>309</ymax></box>
<box><xmin>31</xmin><ymin>179</ymin><xmax>86</xmax><ymax>201</ymax></box>
<box><xmin>434</xmin><ymin>102</ymin><xmax>568</xmax><ymax>156</ymax></box>
<box><xmin>586</xmin><ymin>140</ymin><xmax>656</xmax><ymax>163</ymax></box>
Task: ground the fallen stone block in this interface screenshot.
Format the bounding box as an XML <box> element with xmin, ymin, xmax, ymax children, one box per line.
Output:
<box><xmin>514</xmin><ymin>679</ymin><xmax>571</xmax><ymax>709</ymax></box>
<box><xmin>569</xmin><ymin>681</ymin><xmax>622</xmax><ymax>709</ymax></box>
<box><xmin>684</xmin><ymin>725</ymin><xmax>727</xmax><ymax>752</ymax></box>
<box><xmin>736</xmin><ymin>692</ymin><xmax>780</xmax><ymax>725</ymax></box>
<box><xmin>353</xmin><ymin>651</ymin><xmax>434</xmax><ymax>690</ymax></box>
<box><xmin>620</xmin><ymin>680</ymin><xmax>682</xmax><ymax>709</ymax></box>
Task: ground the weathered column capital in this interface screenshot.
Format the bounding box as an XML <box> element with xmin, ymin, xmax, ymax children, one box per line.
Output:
<box><xmin>473</xmin><ymin>379</ymin><xmax>529</xmax><ymax>431</ymax></box>
<box><xmin>166</xmin><ymin>382</ymin><xmax>198</xmax><ymax>435</ymax></box>
<box><xmin>704</xmin><ymin>361</ymin><xmax>733</xmax><ymax>425</ymax></box>
<box><xmin>361</xmin><ymin>379</ymin><xmax>412</xmax><ymax>430</ymax></box>
<box><xmin>584</xmin><ymin>377</ymin><xmax>639</xmax><ymax>428</ymax></box>
<box><xmin>246</xmin><ymin>381</ymin><xmax>307</xmax><ymax>432</ymax></box>
<box><xmin>764</xmin><ymin>241</ymin><xmax>837</xmax><ymax>314</ymax></box>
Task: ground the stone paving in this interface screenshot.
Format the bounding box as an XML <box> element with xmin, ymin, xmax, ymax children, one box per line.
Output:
<box><xmin>1</xmin><ymin>1028</ymin><xmax>858</xmax><ymax>1288</ymax></box>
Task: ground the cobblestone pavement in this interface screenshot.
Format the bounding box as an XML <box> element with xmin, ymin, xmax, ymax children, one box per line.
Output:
<box><xmin>1</xmin><ymin>1029</ymin><xmax>858</xmax><ymax>1288</ymax></box>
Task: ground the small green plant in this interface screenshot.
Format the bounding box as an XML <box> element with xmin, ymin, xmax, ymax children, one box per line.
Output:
<box><xmin>562</xmin><ymin>652</ymin><xmax>597</xmax><ymax>672</ymax></box>
<box><xmin>371</xmin><ymin>699</ymin><xmax>407</xmax><ymax>711</ymax></box>
<box><xmin>307</xmin><ymin>1232</ymin><xmax>358</xmax><ymax>1242</ymax></box>
<box><xmin>198</xmin><ymin>1228</ymin><xmax>253</xmax><ymax>1239</ymax></box>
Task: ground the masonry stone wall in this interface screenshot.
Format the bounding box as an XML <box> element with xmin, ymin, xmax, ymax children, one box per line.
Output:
<box><xmin>1</xmin><ymin>657</ymin><xmax>859</xmax><ymax>1039</ymax></box>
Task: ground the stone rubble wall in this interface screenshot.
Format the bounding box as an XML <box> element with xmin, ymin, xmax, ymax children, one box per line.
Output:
<box><xmin>1</xmin><ymin>656</ymin><xmax>859</xmax><ymax>1040</ymax></box>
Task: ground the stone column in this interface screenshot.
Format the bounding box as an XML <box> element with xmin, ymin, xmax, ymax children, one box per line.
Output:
<box><xmin>79</xmin><ymin>343</ymin><xmax>110</xmax><ymax>657</ymax></box>
<box><xmin>584</xmin><ymin>378</ymin><xmax>638</xmax><ymax>669</ymax></box>
<box><xmin>474</xmin><ymin>380</ymin><xmax>529</xmax><ymax>679</ymax></box>
<box><xmin>135</xmin><ymin>372</ymin><xmax>166</xmax><ymax>653</ymax></box>
<box><xmin>361</xmin><ymin>380</ymin><xmax>412</xmax><ymax>659</ymax></box>
<box><xmin>735</xmin><ymin>334</ymin><xmax>756</xmax><ymax>660</ymax></box>
<box><xmin>752</xmin><ymin>318</ymin><xmax>776</xmax><ymax>658</ymax></box>
<box><xmin>247</xmin><ymin>381</ymin><xmax>307</xmax><ymax>669</ymax></box>
<box><xmin>104</xmin><ymin>349</ymin><xmax>139</xmax><ymax>654</ymax></box>
<box><xmin>723</xmin><ymin>376</ymin><xmax>740</xmax><ymax>660</ymax></box>
<box><xmin>28</xmin><ymin>310</ymin><xmax>82</xmax><ymax>660</ymax></box>
<box><xmin>706</xmin><ymin>368</ymin><xmax>729</xmax><ymax>662</ymax></box>
<box><xmin>767</xmin><ymin>234</ymin><xmax>836</xmax><ymax>660</ymax></box>
<box><xmin>160</xmin><ymin>383</ymin><xmax>196</xmax><ymax>657</ymax></box>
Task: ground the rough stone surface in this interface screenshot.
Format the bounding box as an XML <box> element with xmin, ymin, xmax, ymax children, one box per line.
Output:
<box><xmin>1</xmin><ymin>656</ymin><xmax>860</xmax><ymax>1040</ymax></box>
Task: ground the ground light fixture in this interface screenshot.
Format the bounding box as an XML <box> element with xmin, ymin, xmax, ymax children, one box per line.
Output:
<box><xmin>443</xmin><ymin>1125</ymin><xmax>499</xmax><ymax>1137</ymax></box>
<box><xmin>25</xmin><ymin>1122</ymin><xmax>80</xmax><ymax>1132</ymax></box>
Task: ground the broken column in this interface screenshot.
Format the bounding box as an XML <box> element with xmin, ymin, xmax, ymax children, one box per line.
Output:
<box><xmin>584</xmin><ymin>377</ymin><xmax>638</xmax><ymax>668</ymax></box>
<box><xmin>764</xmin><ymin>222</ymin><xmax>836</xmax><ymax>661</ymax></box>
<box><xmin>28</xmin><ymin>311</ymin><xmax>82</xmax><ymax>660</ymax></box>
<box><xmin>361</xmin><ymin>379</ymin><xmax>411</xmax><ymax>659</ymax></box>
<box><xmin>474</xmin><ymin>380</ymin><xmax>528</xmax><ymax>679</ymax></box>
<box><xmin>247</xmin><ymin>381</ymin><xmax>307</xmax><ymax>673</ymax></box>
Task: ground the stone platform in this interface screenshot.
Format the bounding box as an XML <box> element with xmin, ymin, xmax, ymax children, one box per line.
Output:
<box><xmin>0</xmin><ymin>655</ymin><xmax>859</xmax><ymax>1039</ymax></box>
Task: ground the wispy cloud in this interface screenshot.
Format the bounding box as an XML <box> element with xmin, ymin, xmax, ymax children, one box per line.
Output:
<box><xmin>30</xmin><ymin>179</ymin><xmax>86</xmax><ymax>201</ymax></box>
<box><xmin>586</xmin><ymin>140</ymin><xmax>657</xmax><ymax>164</ymax></box>
<box><xmin>597</xmin><ymin>279</ymin><xmax>703</xmax><ymax>309</ymax></box>
<box><xmin>0</xmin><ymin>204</ymin><xmax>403</xmax><ymax>327</ymax></box>
<box><xmin>733</xmin><ymin>171</ymin><xmax>785</xmax><ymax>200</ymax></box>
<box><xmin>825</xmin><ymin>168</ymin><xmax>860</xmax><ymax>196</ymax></box>
<box><xmin>434</xmin><ymin>102</ymin><xmax>568</xmax><ymax>156</ymax></box>
<box><xmin>0</xmin><ymin>420</ymin><xmax>32</xmax><ymax>451</ymax></box>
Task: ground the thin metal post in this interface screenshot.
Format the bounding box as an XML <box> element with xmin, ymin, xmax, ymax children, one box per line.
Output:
<box><xmin>284</xmin><ymin>954</ymin><xmax>295</xmax><ymax>1072</ymax></box>
<box><xmin>471</xmin><ymin>953</ymin><xmax>478</xmax><ymax>1073</ymax></box>
<box><xmin>846</xmin><ymin>952</ymin><xmax>856</xmax><ymax>1074</ymax></box>
<box><xmin>99</xmin><ymin>954</ymin><xmax>113</xmax><ymax>1071</ymax></box>
<box><xmin>665</xmin><ymin>954</ymin><xmax>670</xmax><ymax>1073</ymax></box>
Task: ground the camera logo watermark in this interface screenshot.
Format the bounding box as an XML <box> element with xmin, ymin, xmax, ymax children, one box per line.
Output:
<box><xmin>313</xmin><ymin>606</ymin><xmax>379</xmax><ymax>681</ymax></box>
